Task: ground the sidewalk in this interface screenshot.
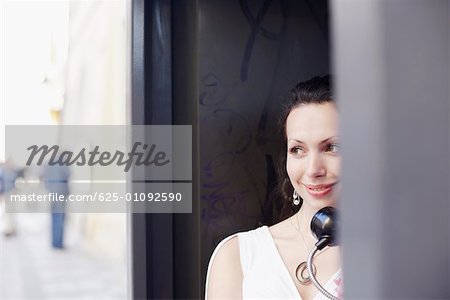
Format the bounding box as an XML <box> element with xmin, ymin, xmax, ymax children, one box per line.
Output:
<box><xmin>0</xmin><ymin>214</ymin><xmax>127</xmax><ymax>300</ymax></box>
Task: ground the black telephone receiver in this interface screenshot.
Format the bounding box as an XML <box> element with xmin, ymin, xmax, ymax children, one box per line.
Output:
<box><xmin>310</xmin><ymin>206</ymin><xmax>338</xmax><ymax>250</ymax></box>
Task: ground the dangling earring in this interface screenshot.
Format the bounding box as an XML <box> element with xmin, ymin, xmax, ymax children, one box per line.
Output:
<box><xmin>293</xmin><ymin>190</ymin><xmax>300</xmax><ymax>206</ymax></box>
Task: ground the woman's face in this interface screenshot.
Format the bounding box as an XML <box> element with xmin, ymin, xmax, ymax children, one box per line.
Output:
<box><xmin>286</xmin><ymin>102</ymin><xmax>341</xmax><ymax>210</ymax></box>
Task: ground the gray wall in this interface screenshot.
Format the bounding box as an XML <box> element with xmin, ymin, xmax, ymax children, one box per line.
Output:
<box><xmin>332</xmin><ymin>0</ymin><xmax>450</xmax><ymax>298</ymax></box>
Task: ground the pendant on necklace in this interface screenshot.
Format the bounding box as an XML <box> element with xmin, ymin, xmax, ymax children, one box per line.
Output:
<box><xmin>295</xmin><ymin>261</ymin><xmax>316</xmax><ymax>285</ymax></box>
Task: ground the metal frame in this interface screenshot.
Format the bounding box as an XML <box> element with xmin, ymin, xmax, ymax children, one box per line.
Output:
<box><xmin>130</xmin><ymin>0</ymin><xmax>200</xmax><ymax>299</ymax></box>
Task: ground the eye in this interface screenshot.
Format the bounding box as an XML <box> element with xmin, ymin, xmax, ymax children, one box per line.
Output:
<box><xmin>325</xmin><ymin>143</ymin><xmax>341</xmax><ymax>154</ymax></box>
<box><xmin>289</xmin><ymin>146</ymin><xmax>306</xmax><ymax>157</ymax></box>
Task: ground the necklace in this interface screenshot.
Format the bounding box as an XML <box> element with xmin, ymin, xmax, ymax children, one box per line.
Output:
<box><xmin>290</xmin><ymin>213</ymin><xmax>329</xmax><ymax>285</ymax></box>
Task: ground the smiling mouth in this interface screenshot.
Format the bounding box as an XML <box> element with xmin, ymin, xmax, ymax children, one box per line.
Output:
<box><xmin>303</xmin><ymin>183</ymin><xmax>336</xmax><ymax>197</ymax></box>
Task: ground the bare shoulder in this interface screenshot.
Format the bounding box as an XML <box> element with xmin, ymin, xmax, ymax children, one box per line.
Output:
<box><xmin>206</xmin><ymin>235</ymin><xmax>242</xmax><ymax>299</ymax></box>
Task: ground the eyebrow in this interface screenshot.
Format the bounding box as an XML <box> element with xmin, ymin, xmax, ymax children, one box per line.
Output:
<box><xmin>288</xmin><ymin>136</ymin><xmax>340</xmax><ymax>145</ymax></box>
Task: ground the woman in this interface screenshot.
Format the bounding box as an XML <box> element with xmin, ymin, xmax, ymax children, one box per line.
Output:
<box><xmin>206</xmin><ymin>76</ymin><xmax>343</xmax><ymax>299</ymax></box>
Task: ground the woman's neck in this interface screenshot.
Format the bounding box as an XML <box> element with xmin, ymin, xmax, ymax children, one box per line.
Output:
<box><xmin>295</xmin><ymin>205</ymin><xmax>320</xmax><ymax>239</ymax></box>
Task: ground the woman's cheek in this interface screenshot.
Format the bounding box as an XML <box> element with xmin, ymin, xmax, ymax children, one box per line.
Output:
<box><xmin>328</xmin><ymin>156</ymin><xmax>342</xmax><ymax>177</ymax></box>
<box><xmin>286</xmin><ymin>157</ymin><xmax>304</xmax><ymax>183</ymax></box>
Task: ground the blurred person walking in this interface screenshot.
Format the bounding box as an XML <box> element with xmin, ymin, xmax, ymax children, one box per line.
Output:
<box><xmin>41</xmin><ymin>164</ymin><xmax>70</xmax><ymax>249</ymax></box>
<box><xmin>0</xmin><ymin>160</ymin><xmax>25</xmax><ymax>237</ymax></box>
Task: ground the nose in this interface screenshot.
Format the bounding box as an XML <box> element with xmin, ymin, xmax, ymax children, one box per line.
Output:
<box><xmin>305</xmin><ymin>153</ymin><xmax>326</xmax><ymax>178</ymax></box>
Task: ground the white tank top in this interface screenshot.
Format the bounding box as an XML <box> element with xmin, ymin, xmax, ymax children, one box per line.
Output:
<box><xmin>206</xmin><ymin>226</ymin><xmax>343</xmax><ymax>299</ymax></box>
